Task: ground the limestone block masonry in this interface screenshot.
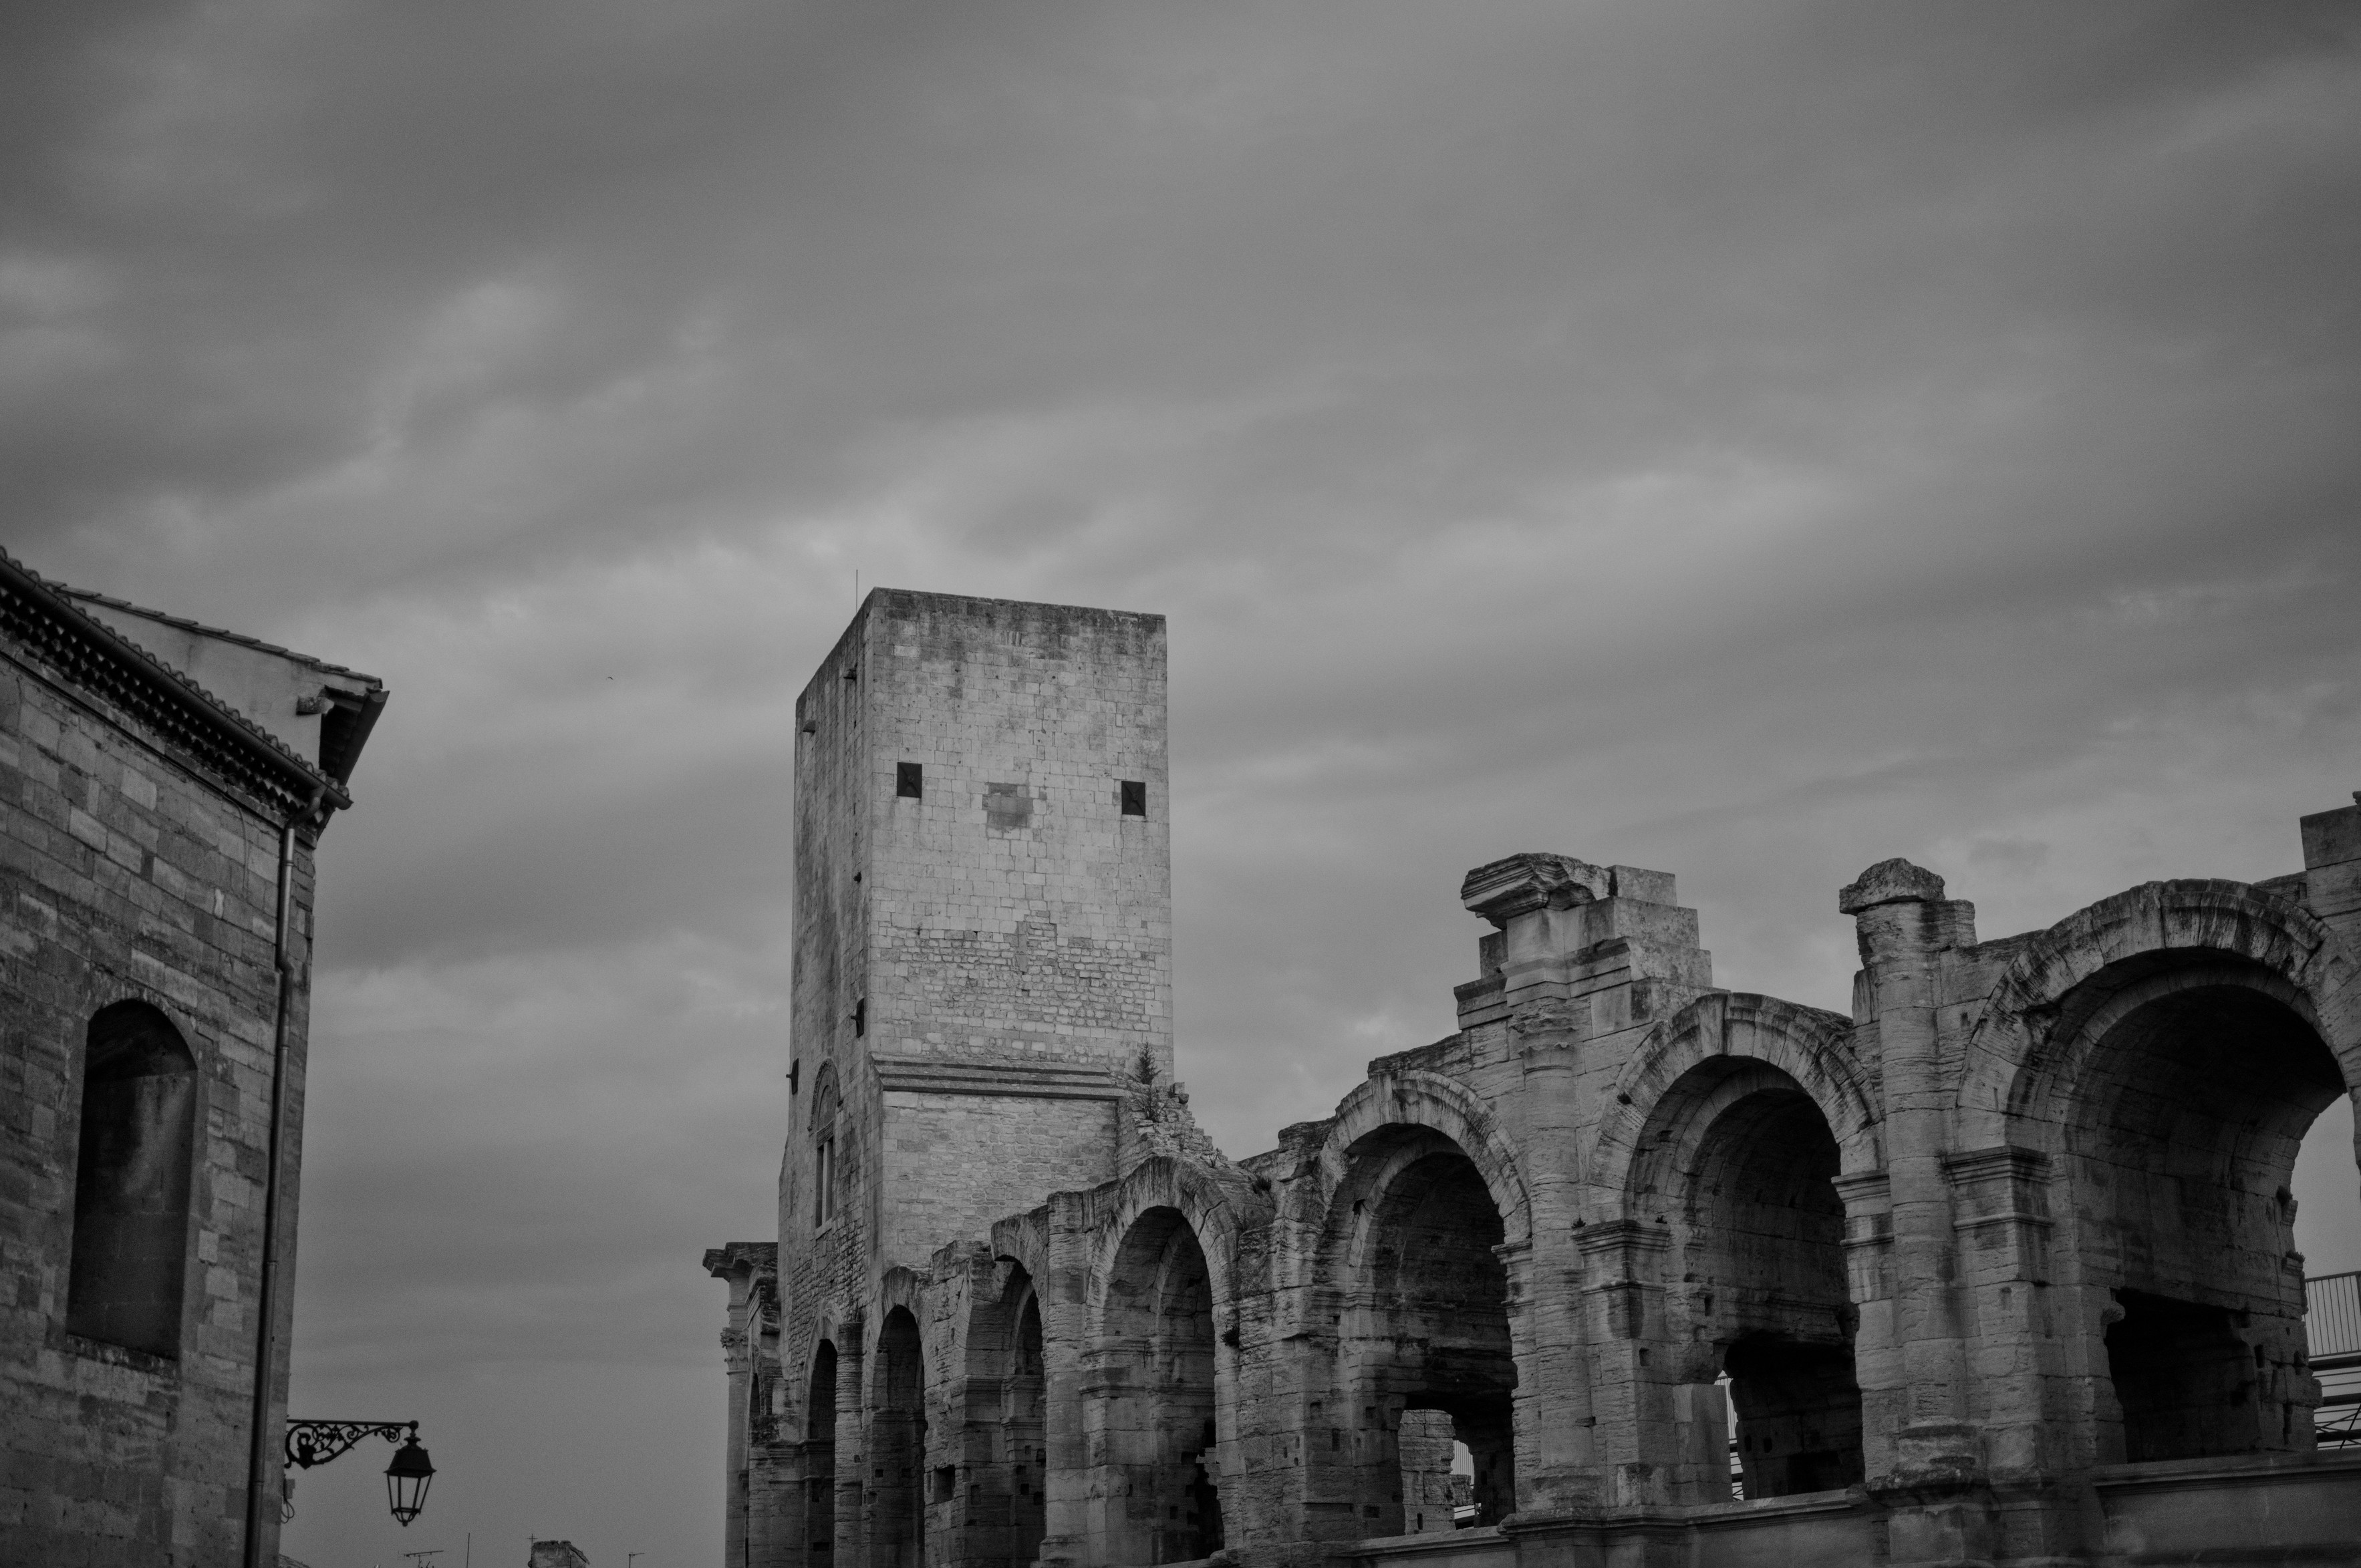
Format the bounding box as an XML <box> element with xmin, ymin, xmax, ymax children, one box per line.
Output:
<box><xmin>1</xmin><ymin>550</ymin><xmax>384</xmax><ymax>1568</ymax></box>
<box><xmin>710</xmin><ymin>592</ymin><xmax>2361</xmax><ymax>1568</ymax></box>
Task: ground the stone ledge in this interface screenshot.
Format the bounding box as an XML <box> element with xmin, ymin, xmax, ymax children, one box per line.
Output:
<box><xmin>871</xmin><ymin>1060</ymin><xmax>1123</xmax><ymax>1100</ymax></box>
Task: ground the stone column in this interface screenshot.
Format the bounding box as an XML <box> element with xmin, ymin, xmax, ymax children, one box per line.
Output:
<box><xmin>1841</xmin><ymin>860</ymin><xmax>1990</xmax><ymax>1565</ymax></box>
<box><xmin>1506</xmin><ymin>997</ymin><xmax>1595</xmax><ymax>1519</ymax></box>
<box><xmin>833</xmin><ymin>1313</ymin><xmax>867</xmax><ymax>1568</ymax></box>
<box><xmin>721</xmin><ymin>1323</ymin><xmax>752</xmax><ymax>1568</ymax></box>
<box><xmin>1031</xmin><ymin>1196</ymin><xmax>1093</xmax><ymax>1568</ymax></box>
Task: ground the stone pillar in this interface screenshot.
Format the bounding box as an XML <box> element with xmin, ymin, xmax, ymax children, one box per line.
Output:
<box><xmin>722</xmin><ymin>1322</ymin><xmax>753</xmax><ymax>1568</ymax></box>
<box><xmin>2300</xmin><ymin>794</ymin><xmax>2361</xmax><ymax>950</ymax></box>
<box><xmin>1833</xmin><ymin>1169</ymin><xmax>1898</xmax><ymax>1481</ymax></box>
<box><xmin>1506</xmin><ymin>997</ymin><xmax>1594</xmax><ymax>1519</ymax></box>
<box><xmin>1032</xmin><ymin>1197</ymin><xmax>1093</xmax><ymax>1568</ymax></box>
<box><xmin>1572</xmin><ymin>1219</ymin><xmax>1670</xmax><ymax>1506</ymax></box>
<box><xmin>1841</xmin><ymin>859</ymin><xmax>1990</xmax><ymax>1565</ymax></box>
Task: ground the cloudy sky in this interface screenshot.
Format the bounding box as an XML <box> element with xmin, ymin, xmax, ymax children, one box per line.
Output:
<box><xmin>10</xmin><ymin>2</ymin><xmax>2361</xmax><ymax>1562</ymax></box>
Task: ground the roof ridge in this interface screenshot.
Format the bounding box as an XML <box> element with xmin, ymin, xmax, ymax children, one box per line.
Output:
<box><xmin>59</xmin><ymin>585</ymin><xmax>382</xmax><ymax>685</ymax></box>
<box><xmin>0</xmin><ymin>546</ymin><xmax>347</xmax><ymax>809</ymax></box>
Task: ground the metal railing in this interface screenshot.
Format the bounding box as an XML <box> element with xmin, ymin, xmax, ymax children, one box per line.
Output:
<box><xmin>2308</xmin><ymin>1271</ymin><xmax>2361</xmax><ymax>1449</ymax></box>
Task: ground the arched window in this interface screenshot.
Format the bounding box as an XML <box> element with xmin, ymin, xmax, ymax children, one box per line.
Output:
<box><xmin>811</xmin><ymin>1064</ymin><xmax>841</xmax><ymax>1231</ymax></box>
<box><xmin>67</xmin><ymin>1001</ymin><xmax>198</xmax><ymax>1358</ymax></box>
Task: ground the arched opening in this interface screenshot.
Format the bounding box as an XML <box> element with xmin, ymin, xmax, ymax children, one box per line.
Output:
<box><xmin>953</xmin><ymin>1269</ymin><xmax>1049</xmax><ymax>1568</ymax></box>
<box><xmin>807</xmin><ymin>1342</ymin><xmax>839</xmax><ymax>1565</ymax></box>
<box><xmin>1639</xmin><ymin>1058</ymin><xmax>1861</xmax><ymax>1500</ymax></box>
<box><xmin>67</xmin><ymin>1001</ymin><xmax>198</xmax><ymax>1358</ymax></box>
<box><xmin>1093</xmin><ymin>1208</ymin><xmax>1222</xmax><ymax>1565</ymax></box>
<box><xmin>2054</xmin><ymin>970</ymin><xmax>2346</xmax><ymax>1461</ymax></box>
<box><xmin>2291</xmin><ymin>1093</ymin><xmax>2361</xmax><ymax>1448</ymax></box>
<box><xmin>810</xmin><ymin>1065</ymin><xmax>842</xmax><ymax>1233</ymax></box>
<box><xmin>1331</xmin><ymin>1128</ymin><xmax>1516</xmax><ymax>1536</ymax></box>
<box><xmin>873</xmin><ymin>1308</ymin><xmax>927</xmax><ymax>1568</ymax></box>
<box><xmin>1006</xmin><ymin>1289</ymin><xmax>1048</xmax><ymax>1566</ymax></box>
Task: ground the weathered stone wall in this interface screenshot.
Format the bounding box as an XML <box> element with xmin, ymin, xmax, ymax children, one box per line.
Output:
<box><xmin>712</xmin><ymin>591</ymin><xmax>2361</xmax><ymax>1568</ymax></box>
<box><xmin>1</xmin><ymin>567</ymin><xmax>380</xmax><ymax>1568</ymax></box>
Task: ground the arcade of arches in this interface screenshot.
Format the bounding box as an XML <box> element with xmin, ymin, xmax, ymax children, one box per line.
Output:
<box><xmin>710</xmin><ymin>805</ymin><xmax>2361</xmax><ymax>1568</ymax></box>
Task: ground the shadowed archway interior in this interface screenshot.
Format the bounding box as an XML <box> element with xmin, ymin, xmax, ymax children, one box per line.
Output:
<box><xmin>2055</xmin><ymin>971</ymin><xmax>2346</xmax><ymax>1462</ymax></box>
<box><xmin>1095</xmin><ymin>1208</ymin><xmax>1223</xmax><ymax>1565</ymax></box>
<box><xmin>1331</xmin><ymin>1128</ymin><xmax>1517</xmax><ymax>1536</ymax></box>
<box><xmin>1671</xmin><ymin>1066</ymin><xmax>1862</xmax><ymax>1499</ymax></box>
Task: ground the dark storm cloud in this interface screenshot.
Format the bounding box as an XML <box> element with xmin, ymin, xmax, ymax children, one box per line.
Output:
<box><xmin>8</xmin><ymin>3</ymin><xmax>2359</xmax><ymax>1562</ymax></box>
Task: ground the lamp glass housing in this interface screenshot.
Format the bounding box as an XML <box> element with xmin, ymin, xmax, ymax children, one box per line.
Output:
<box><xmin>384</xmin><ymin>1436</ymin><xmax>434</xmax><ymax>1526</ymax></box>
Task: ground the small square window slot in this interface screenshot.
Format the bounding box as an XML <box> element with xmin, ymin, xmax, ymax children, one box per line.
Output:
<box><xmin>896</xmin><ymin>762</ymin><xmax>924</xmax><ymax>798</ymax></box>
<box><xmin>1120</xmin><ymin>779</ymin><xmax>1146</xmax><ymax>816</ymax></box>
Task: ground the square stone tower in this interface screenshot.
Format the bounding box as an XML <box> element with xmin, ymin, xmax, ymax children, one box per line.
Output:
<box><xmin>783</xmin><ymin>589</ymin><xmax>1170</xmax><ymax>1275</ymax></box>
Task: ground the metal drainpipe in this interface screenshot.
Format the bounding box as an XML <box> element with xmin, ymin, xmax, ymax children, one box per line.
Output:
<box><xmin>243</xmin><ymin>787</ymin><xmax>324</xmax><ymax>1568</ymax></box>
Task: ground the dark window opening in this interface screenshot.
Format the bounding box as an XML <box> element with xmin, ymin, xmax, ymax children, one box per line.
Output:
<box><xmin>853</xmin><ymin>997</ymin><xmax>866</xmax><ymax>1037</ymax></box>
<box><xmin>896</xmin><ymin>762</ymin><xmax>924</xmax><ymax>798</ymax></box>
<box><xmin>1121</xmin><ymin>779</ymin><xmax>1147</xmax><ymax>816</ymax></box>
<box><xmin>2107</xmin><ymin>1290</ymin><xmax>2257</xmax><ymax>1462</ymax></box>
<box><xmin>67</xmin><ymin>1001</ymin><xmax>198</xmax><ymax>1358</ymax></box>
<box><xmin>932</xmin><ymin>1465</ymin><xmax>956</xmax><ymax>1505</ymax></box>
<box><xmin>1723</xmin><ymin>1338</ymin><xmax>1864</xmax><ymax>1497</ymax></box>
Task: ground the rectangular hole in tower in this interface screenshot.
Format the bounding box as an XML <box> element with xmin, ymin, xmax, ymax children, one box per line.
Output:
<box><xmin>896</xmin><ymin>762</ymin><xmax>923</xmax><ymax>798</ymax></box>
<box><xmin>1121</xmin><ymin>780</ymin><xmax>1146</xmax><ymax>816</ymax></box>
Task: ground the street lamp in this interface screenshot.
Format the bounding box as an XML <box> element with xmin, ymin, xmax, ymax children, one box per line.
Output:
<box><xmin>385</xmin><ymin>1432</ymin><xmax>436</xmax><ymax>1526</ymax></box>
<box><xmin>283</xmin><ymin>1420</ymin><xmax>437</xmax><ymax>1526</ymax></box>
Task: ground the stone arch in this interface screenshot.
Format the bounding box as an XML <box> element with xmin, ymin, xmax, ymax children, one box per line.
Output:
<box><xmin>1961</xmin><ymin>880</ymin><xmax>2358</xmax><ymax>1466</ymax></box>
<box><xmin>1314</xmin><ymin>1070</ymin><xmax>1533</xmax><ymax>1249</ymax></box>
<box><xmin>805</xmin><ymin>1336</ymin><xmax>841</xmax><ymax>1565</ymax></box>
<box><xmin>870</xmin><ymin>1303</ymin><xmax>928</xmax><ymax>1568</ymax></box>
<box><xmin>956</xmin><ymin>1262</ymin><xmax>1049</xmax><ymax>1568</ymax></box>
<box><xmin>1312</xmin><ymin>1098</ymin><xmax>1524</xmax><ymax>1537</ymax></box>
<box><xmin>1620</xmin><ymin>1051</ymin><xmax>1864</xmax><ymax>1499</ymax></box>
<box><xmin>1958</xmin><ymin>879</ymin><xmax>2359</xmax><ymax>1146</ymax></box>
<box><xmin>988</xmin><ymin>1209</ymin><xmax>1054</xmax><ymax>1302</ymax></box>
<box><xmin>1587</xmin><ymin>992</ymin><xmax>1876</xmax><ymax>1210</ymax></box>
<box><xmin>1084</xmin><ymin>1156</ymin><xmax>1254</xmax><ymax>1342</ymax></box>
<box><xmin>1085</xmin><ymin>1181</ymin><xmax>1235</xmax><ymax>1567</ymax></box>
<box><xmin>68</xmin><ymin>999</ymin><xmax>200</xmax><ymax>1358</ymax></box>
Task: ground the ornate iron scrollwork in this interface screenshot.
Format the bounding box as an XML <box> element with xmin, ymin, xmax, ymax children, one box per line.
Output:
<box><xmin>283</xmin><ymin>1418</ymin><xmax>419</xmax><ymax>1470</ymax></box>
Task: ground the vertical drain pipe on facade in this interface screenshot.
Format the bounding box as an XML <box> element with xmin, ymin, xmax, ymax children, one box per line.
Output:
<box><xmin>243</xmin><ymin>788</ymin><xmax>324</xmax><ymax>1568</ymax></box>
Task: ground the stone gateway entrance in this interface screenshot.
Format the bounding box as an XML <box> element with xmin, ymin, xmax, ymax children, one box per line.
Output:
<box><xmin>706</xmin><ymin>592</ymin><xmax>2361</xmax><ymax>1568</ymax></box>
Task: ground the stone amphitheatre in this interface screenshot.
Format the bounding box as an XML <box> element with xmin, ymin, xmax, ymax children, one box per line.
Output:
<box><xmin>707</xmin><ymin>588</ymin><xmax>2361</xmax><ymax>1567</ymax></box>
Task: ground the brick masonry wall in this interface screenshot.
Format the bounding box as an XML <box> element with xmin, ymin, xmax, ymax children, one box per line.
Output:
<box><xmin>0</xmin><ymin>648</ymin><xmax>316</xmax><ymax>1567</ymax></box>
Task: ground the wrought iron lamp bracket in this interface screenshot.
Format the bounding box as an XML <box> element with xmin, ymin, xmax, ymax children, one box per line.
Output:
<box><xmin>283</xmin><ymin>1419</ymin><xmax>419</xmax><ymax>1470</ymax></box>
